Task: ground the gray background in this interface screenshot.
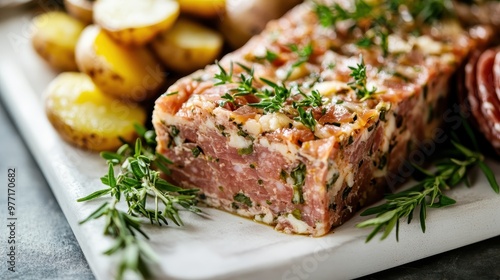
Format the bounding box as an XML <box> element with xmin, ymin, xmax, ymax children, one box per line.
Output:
<box><xmin>1</xmin><ymin>93</ymin><xmax>500</xmax><ymax>280</ymax></box>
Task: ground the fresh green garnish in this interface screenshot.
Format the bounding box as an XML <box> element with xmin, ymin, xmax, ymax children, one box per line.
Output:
<box><xmin>78</xmin><ymin>125</ymin><xmax>200</xmax><ymax>280</ymax></box>
<box><xmin>408</xmin><ymin>0</ymin><xmax>450</xmax><ymax>24</ymax></box>
<box><xmin>286</xmin><ymin>43</ymin><xmax>313</xmax><ymax>79</ymax></box>
<box><xmin>214</xmin><ymin>62</ymin><xmax>324</xmax><ymax>132</ymax></box>
<box><xmin>219</xmin><ymin>63</ymin><xmax>257</xmax><ymax>107</ymax></box>
<box><xmin>348</xmin><ymin>56</ymin><xmax>377</xmax><ymax>100</ymax></box>
<box><xmin>355</xmin><ymin>37</ymin><xmax>374</xmax><ymax>48</ymax></box>
<box><xmin>264</xmin><ymin>50</ymin><xmax>279</xmax><ymax>62</ymax></box>
<box><xmin>233</xmin><ymin>63</ymin><xmax>257</xmax><ymax>96</ymax></box>
<box><xmin>314</xmin><ymin>0</ymin><xmax>450</xmax><ymax>57</ymax></box>
<box><xmin>295</xmin><ymin>107</ymin><xmax>317</xmax><ymax>132</ymax></box>
<box><xmin>214</xmin><ymin>60</ymin><xmax>233</xmax><ymax>86</ymax></box>
<box><xmin>314</xmin><ymin>0</ymin><xmax>372</xmax><ymax>26</ymax></box>
<box><xmin>296</xmin><ymin>89</ymin><xmax>324</xmax><ymax>108</ymax></box>
<box><xmin>250</xmin><ymin>78</ymin><xmax>291</xmax><ymax>113</ymax></box>
<box><xmin>357</xmin><ymin>121</ymin><xmax>499</xmax><ymax>242</ymax></box>
<box><xmin>315</xmin><ymin>0</ymin><xmax>450</xmax><ymax>27</ymax></box>
<box><xmin>219</xmin><ymin>93</ymin><xmax>235</xmax><ymax>107</ymax></box>
<box><xmin>289</xmin><ymin>43</ymin><xmax>313</xmax><ymax>68</ymax></box>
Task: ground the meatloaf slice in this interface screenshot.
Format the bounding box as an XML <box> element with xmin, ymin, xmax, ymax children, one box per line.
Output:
<box><xmin>153</xmin><ymin>1</ymin><xmax>477</xmax><ymax>236</ymax></box>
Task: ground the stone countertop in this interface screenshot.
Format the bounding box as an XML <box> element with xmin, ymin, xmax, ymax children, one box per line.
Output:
<box><xmin>1</xmin><ymin>99</ymin><xmax>500</xmax><ymax>280</ymax></box>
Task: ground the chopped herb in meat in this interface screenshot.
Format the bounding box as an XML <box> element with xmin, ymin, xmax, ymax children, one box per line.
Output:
<box><xmin>234</xmin><ymin>193</ymin><xmax>253</xmax><ymax>207</ymax></box>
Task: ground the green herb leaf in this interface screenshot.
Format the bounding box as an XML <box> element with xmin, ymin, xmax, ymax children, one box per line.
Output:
<box><xmin>290</xmin><ymin>163</ymin><xmax>306</xmax><ymax>204</ymax></box>
<box><xmin>294</xmin><ymin>107</ymin><xmax>317</xmax><ymax>132</ymax></box>
<box><xmin>264</xmin><ymin>50</ymin><xmax>278</xmax><ymax>62</ymax></box>
<box><xmin>478</xmin><ymin>161</ymin><xmax>500</xmax><ymax>194</ymax></box>
<box><xmin>77</xmin><ymin>126</ymin><xmax>201</xmax><ymax>279</ymax></box>
<box><xmin>357</xmin><ymin>124</ymin><xmax>498</xmax><ymax>242</ymax></box>
<box><xmin>214</xmin><ymin>60</ymin><xmax>233</xmax><ymax>86</ymax></box>
<box><xmin>234</xmin><ymin>193</ymin><xmax>253</xmax><ymax>207</ymax></box>
<box><xmin>348</xmin><ymin>55</ymin><xmax>377</xmax><ymax>100</ymax></box>
<box><xmin>77</xmin><ymin>188</ymin><xmax>112</xmax><ymax>202</ymax></box>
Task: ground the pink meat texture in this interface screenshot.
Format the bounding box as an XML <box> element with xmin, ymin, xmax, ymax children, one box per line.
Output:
<box><xmin>153</xmin><ymin>1</ymin><xmax>479</xmax><ymax>236</ymax></box>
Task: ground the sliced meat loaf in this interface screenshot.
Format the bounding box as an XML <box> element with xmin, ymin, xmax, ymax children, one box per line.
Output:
<box><xmin>153</xmin><ymin>1</ymin><xmax>477</xmax><ymax>236</ymax></box>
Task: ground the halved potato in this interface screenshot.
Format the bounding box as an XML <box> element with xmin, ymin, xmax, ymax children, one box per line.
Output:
<box><xmin>152</xmin><ymin>18</ymin><xmax>223</xmax><ymax>73</ymax></box>
<box><xmin>177</xmin><ymin>0</ymin><xmax>225</xmax><ymax>18</ymax></box>
<box><xmin>64</xmin><ymin>0</ymin><xmax>94</xmax><ymax>24</ymax></box>
<box><xmin>76</xmin><ymin>25</ymin><xmax>165</xmax><ymax>102</ymax></box>
<box><xmin>44</xmin><ymin>72</ymin><xmax>147</xmax><ymax>151</ymax></box>
<box><xmin>93</xmin><ymin>0</ymin><xmax>179</xmax><ymax>46</ymax></box>
<box><xmin>31</xmin><ymin>11</ymin><xmax>85</xmax><ymax>71</ymax></box>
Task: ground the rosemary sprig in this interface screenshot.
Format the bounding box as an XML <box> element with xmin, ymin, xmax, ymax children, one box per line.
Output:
<box><xmin>348</xmin><ymin>56</ymin><xmax>377</xmax><ymax>100</ymax></box>
<box><xmin>357</xmin><ymin>123</ymin><xmax>499</xmax><ymax>242</ymax></box>
<box><xmin>78</xmin><ymin>125</ymin><xmax>200</xmax><ymax>279</ymax></box>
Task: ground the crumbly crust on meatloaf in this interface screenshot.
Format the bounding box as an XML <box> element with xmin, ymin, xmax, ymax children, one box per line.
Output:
<box><xmin>153</xmin><ymin>1</ymin><xmax>477</xmax><ymax>236</ymax></box>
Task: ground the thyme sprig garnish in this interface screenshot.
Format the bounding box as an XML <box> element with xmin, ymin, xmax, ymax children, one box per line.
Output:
<box><xmin>314</xmin><ymin>0</ymin><xmax>372</xmax><ymax>26</ymax></box>
<box><xmin>78</xmin><ymin>125</ymin><xmax>201</xmax><ymax>279</ymax></box>
<box><xmin>250</xmin><ymin>78</ymin><xmax>292</xmax><ymax>113</ymax></box>
<box><xmin>214</xmin><ymin>60</ymin><xmax>233</xmax><ymax>85</ymax></box>
<box><xmin>357</xmin><ymin>123</ymin><xmax>499</xmax><ymax>242</ymax></box>
<box><xmin>218</xmin><ymin>62</ymin><xmax>257</xmax><ymax>107</ymax></box>
<box><xmin>315</xmin><ymin>0</ymin><xmax>449</xmax><ymax>27</ymax></box>
<box><xmin>296</xmin><ymin>89</ymin><xmax>324</xmax><ymax>108</ymax></box>
<box><xmin>214</xmin><ymin>61</ymin><xmax>323</xmax><ymax>131</ymax></box>
<box><xmin>314</xmin><ymin>0</ymin><xmax>450</xmax><ymax>57</ymax></box>
<box><xmin>348</xmin><ymin>56</ymin><xmax>377</xmax><ymax>100</ymax></box>
<box><xmin>256</xmin><ymin>49</ymin><xmax>279</xmax><ymax>63</ymax></box>
<box><xmin>286</xmin><ymin>43</ymin><xmax>313</xmax><ymax>80</ymax></box>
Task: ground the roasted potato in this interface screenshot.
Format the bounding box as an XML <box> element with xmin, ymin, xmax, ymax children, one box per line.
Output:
<box><xmin>152</xmin><ymin>18</ymin><xmax>223</xmax><ymax>73</ymax></box>
<box><xmin>177</xmin><ymin>0</ymin><xmax>225</xmax><ymax>18</ymax></box>
<box><xmin>64</xmin><ymin>0</ymin><xmax>94</xmax><ymax>24</ymax></box>
<box><xmin>31</xmin><ymin>11</ymin><xmax>85</xmax><ymax>71</ymax></box>
<box><xmin>93</xmin><ymin>0</ymin><xmax>180</xmax><ymax>46</ymax></box>
<box><xmin>44</xmin><ymin>72</ymin><xmax>147</xmax><ymax>151</ymax></box>
<box><xmin>220</xmin><ymin>0</ymin><xmax>302</xmax><ymax>49</ymax></box>
<box><xmin>76</xmin><ymin>25</ymin><xmax>165</xmax><ymax>102</ymax></box>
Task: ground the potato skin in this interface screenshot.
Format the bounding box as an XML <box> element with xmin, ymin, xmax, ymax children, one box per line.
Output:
<box><xmin>64</xmin><ymin>0</ymin><xmax>94</xmax><ymax>24</ymax></box>
<box><xmin>46</xmin><ymin>109</ymin><xmax>123</xmax><ymax>151</ymax></box>
<box><xmin>76</xmin><ymin>25</ymin><xmax>165</xmax><ymax>102</ymax></box>
<box><xmin>177</xmin><ymin>0</ymin><xmax>225</xmax><ymax>18</ymax></box>
<box><xmin>152</xmin><ymin>18</ymin><xmax>223</xmax><ymax>73</ymax></box>
<box><xmin>31</xmin><ymin>11</ymin><xmax>85</xmax><ymax>71</ymax></box>
<box><xmin>44</xmin><ymin>72</ymin><xmax>147</xmax><ymax>151</ymax></box>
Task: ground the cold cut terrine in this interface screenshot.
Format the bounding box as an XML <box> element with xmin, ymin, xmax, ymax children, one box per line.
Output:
<box><xmin>153</xmin><ymin>0</ymin><xmax>478</xmax><ymax>236</ymax></box>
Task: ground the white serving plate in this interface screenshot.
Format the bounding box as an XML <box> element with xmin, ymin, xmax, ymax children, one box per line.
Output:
<box><xmin>1</xmin><ymin>11</ymin><xmax>500</xmax><ymax>280</ymax></box>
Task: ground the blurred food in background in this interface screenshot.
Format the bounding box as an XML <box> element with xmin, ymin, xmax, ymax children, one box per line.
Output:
<box><xmin>454</xmin><ymin>0</ymin><xmax>500</xmax><ymax>29</ymax></box>
<box><xmin>30</xmin><ymin>0</ymin><xmax>303</xmax><ymax>151</ymax></box>
<box><xmin>31</xmin><ymin>0</ymin><xmax>500</xmax><ymax>154</ymax></box>
<box><xmin>453</xmin><ymin>0</ymin><xmax>500</xmax><ymax>154</ymax></box>
<box><xmin>219</xmin><ymin>0</ymin><xmax>303</xmax><ymax>49</ymax></box>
